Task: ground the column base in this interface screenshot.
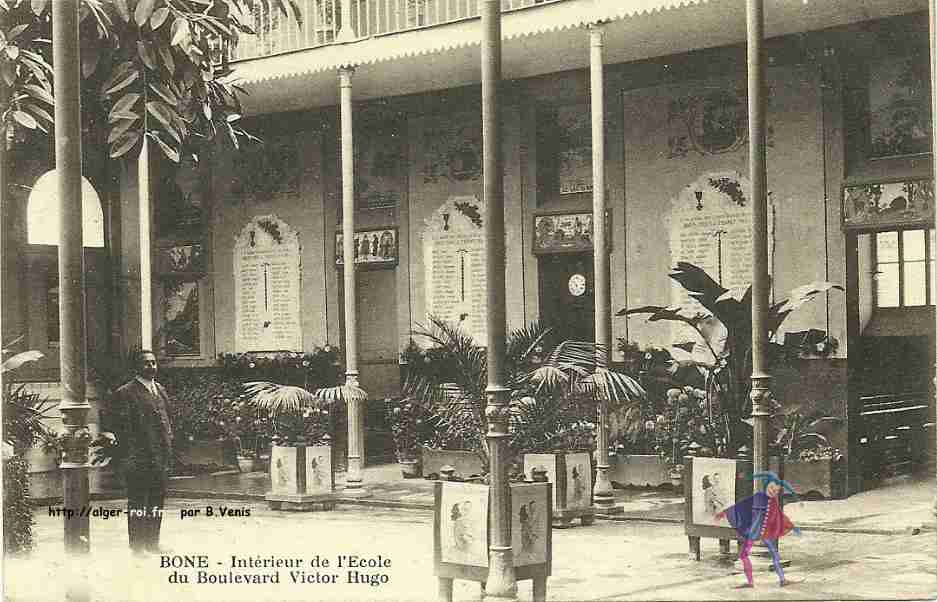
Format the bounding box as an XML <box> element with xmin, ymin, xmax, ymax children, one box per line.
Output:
<box><xmin>483</xmin><ymin>547</ymin><xmax>517</xmax><ymax>600</ymax></box>
<box><xmin>340</xmin><ymin>485</ymin><xmax>371</xmax><ymax>498</ymax></box>
<box><xmin>594</xmin><ymin>501</ymin><xmax>624</xmax><ymax>516</ymax></box>
<box><xmin>266</xmin><ymin>493</ymin><xmax>337</xmax><ymax>511</ymax></box>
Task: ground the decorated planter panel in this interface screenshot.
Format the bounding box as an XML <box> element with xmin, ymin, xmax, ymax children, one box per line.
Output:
<box><xmin>523</xmin><ymin>452</ymin><xmax>593</xmax><ymax>520</ymax></box>
<box><xmin>433</xmin><ymin>480</ymin><xmax>552</xmax><ymax>587</ymax></box>
<box><xmin>609</xmin><ymin>454</ymin><xmax>672</xmax><ymax>487</ymax></box>
<box><xmin>269</xmin><ymin>445</ymin><xmax>333</xmax><ymax>496</ymax></box>
<box><xmin>422</xmin><ymin>448</ymin><xmax>485</xmax><ymax>480</ymax></box>
<box><xmin>439</xmin><ymin>482</ymin><xmax>489</xmax><ymax>567</ymax></box>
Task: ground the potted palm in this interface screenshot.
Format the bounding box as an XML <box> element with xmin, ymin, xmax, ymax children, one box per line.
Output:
<box><xmin>404</xmin><ymin>317</ymin><xmax>645</xmax><ymax>526</ymax></box>
<box><xmin>242</xmin><ymin>374</ymin><xmax>365</xmax><ymax>511</ymax></box>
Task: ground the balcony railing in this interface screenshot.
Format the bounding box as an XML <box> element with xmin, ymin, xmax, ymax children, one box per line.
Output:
<box><xmin>231</xmin><ymin>0</ymin><xmax>564</xmax><ymax>61</ymax></box>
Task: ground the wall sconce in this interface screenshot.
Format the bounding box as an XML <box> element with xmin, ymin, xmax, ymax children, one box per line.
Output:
<box><xmin>695</xmin><ymin>190</ymin><xmax>703</xmax><ymax>211</ymax></box>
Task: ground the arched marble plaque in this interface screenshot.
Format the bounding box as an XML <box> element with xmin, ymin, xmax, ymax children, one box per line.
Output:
<box><xmin>423</xmin><ymin>196</ymin><xmax>488</xmax><ymax>345</ymax></box>
<box><xmin>668</xmin><ymin>172</ymin><xmax>775</xmax><ymax>350</ymax></box>
<box><xmin>234</xmin><ymin>215</ymin><xmax>302</xmax><ymax>352</ymax></box>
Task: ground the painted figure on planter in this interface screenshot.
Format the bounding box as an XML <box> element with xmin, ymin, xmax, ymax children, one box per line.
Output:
<box><xmin>519</xmin><ymin>501</ymin><xmax>539</xmax><ymax>552</ymax></box>
<box><xmin>570</xmin><ymin>465</ymin><xmax>586</xmax><ymax>505</ymax></box>
<box><xmin>716</xmin><ymin>471</ymin><xmax>800</xmax><ymax>588</ymax></box>
<box><xmin>451</xmin><ymin>501</ymin><xmax>474</xmax><ymax>550</ymax></box>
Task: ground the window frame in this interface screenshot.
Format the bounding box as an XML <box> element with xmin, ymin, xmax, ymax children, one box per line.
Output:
<box><xmin>872</xmin><ymin>227</ymin><xmax>934</xmax><ymax>308</ymax></box>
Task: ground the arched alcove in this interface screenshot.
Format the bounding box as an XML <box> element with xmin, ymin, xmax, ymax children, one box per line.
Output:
<box><xmin>26</xmin><ymin>170</ymin><xmax>104</xmax><ymax>247</ymax></box>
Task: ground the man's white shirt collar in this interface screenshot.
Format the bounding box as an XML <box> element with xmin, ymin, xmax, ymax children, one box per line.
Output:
<box><xmin>136</xmin><ymin>376</ymin><xmax>158</xmax><ymax>397</ymax></box>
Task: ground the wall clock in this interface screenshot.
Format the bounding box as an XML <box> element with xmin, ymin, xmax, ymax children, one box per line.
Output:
<box><xmin>568</xmin><ymin>273</ymin><xmax>587</xmax><ymax>297</ymax></box>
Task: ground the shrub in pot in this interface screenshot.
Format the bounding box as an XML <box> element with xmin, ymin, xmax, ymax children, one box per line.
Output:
<box><xmin>772</xmin><ymin>410</ymin><xmax>845</xmax><ymax>498</ymax></box>
<box><xmin>404</xmin><ymin>317</ymin><xmax>645</xmax><ymax>490</ymax></box>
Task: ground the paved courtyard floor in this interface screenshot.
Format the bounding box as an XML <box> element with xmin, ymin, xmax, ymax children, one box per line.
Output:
<box><xmin>3</xmin><ymin>496</ymin><xmax>935</xmax><ymax>602</ymax></box>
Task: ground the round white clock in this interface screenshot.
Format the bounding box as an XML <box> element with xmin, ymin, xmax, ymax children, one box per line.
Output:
<box><xmin>568</xmin><ymin>273</ymin><xmax>587</xmax><ymax>297</ymax></box>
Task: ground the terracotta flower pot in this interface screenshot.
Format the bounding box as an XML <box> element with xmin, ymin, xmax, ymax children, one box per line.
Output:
<box><xmin>236</xmin><ymin>455</ymin><xmax>257</xmax><ymax>473</ymax></box>
<box><xmin>398</xmin><ymin>458</ymin><xmax>422</xmax><ymax>479</ymax></box>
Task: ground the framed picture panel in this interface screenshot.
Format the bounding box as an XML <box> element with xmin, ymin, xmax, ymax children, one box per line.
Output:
<box><xmin>842</xmin><ymin>179</ymin><xmax>934</xmax><ymax>231</ymax></box>
<box><xmin>533</xmin><ymin>210</ymin><xmax>612</xmax><ymax>255</ymax></box>
<box><xmin>335</xmin><ymin>227</ymin><xmax>399</xmax><ymax>268</ymax></box>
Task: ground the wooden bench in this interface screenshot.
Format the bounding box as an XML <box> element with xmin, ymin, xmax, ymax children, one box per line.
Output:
<box><xmin>858</xmin><ymin>393</ymin><xmax>929</xmax><ymax>481</ymax></box>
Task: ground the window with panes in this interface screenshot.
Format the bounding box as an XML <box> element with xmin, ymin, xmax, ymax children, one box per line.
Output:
<box><xmin>874</xmin><ymin>229</ymin><xmax>935</xmax><ymax>307</ymax></box>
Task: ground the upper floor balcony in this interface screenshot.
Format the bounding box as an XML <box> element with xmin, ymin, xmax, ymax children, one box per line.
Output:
<box><xmin>231</xmin><ymin>0</ymin><xmax>564</xmax><ymax>61</ymax></box>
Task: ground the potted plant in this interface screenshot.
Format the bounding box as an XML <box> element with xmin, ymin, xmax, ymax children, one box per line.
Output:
<box><xmin>404</xmin><ymin>317</ymin><xmax>645</xmax><ymax>523</ymax></box>
<box><xmin>772</xmin><ymin>410</ymin><xmax>845</xmax><ymax>498</ymax></box>
<box><xmin>2</xmin><ymin>339</ymin><xmax>57</xmax><ymax>553</ymax></box>
<box><xmin>607</xmin><ymin>345</ymin><xmax>682</xmax><ymax>487</ymax></box>
<box><xmin>384</xmin><ymin>397</ymin><xmax>433</xmax><ymax>478</ymax></box>
<box><xmin>241</xmin><ymin>359</ymin><xmax>365</xmax><ymax>510</ymax></box>
<box><xmin>620</xmin><ymin>262</ymin><xmax>843</xmax><ymax>461</ymax></box>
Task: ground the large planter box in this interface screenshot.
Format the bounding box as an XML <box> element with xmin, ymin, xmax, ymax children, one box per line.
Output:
<box><xmin>266</xmin><ymin>444</ymin><xmax>335</xmax><ymax>511</ymax></box>
<box><xmin>176</xmin><ymin>439</ymin><xmax>237</xmax><ymax>468</ymax></box>
<box><xmin>780</xmin><ymin>458</ymin><xmax>846</xmax><ymax>499</ymax></box>
<box><xmin>609</xmin><ymin>454</ymin><xmax>671</xmax><ymax>488</ymax></box>
<box><xmin>421</xmin><ymin>448</ymin><xmax>485</xmax><ymax>480</ymax></box>
<box><xmin>524</xmin><ymin>452</ymin><xmax>595</xmax><ymax>527</ymax></box>
<box><xmin>433</xmin><ymin>480</ymin><xmax>552</xmax><ymax>599</ymax></box>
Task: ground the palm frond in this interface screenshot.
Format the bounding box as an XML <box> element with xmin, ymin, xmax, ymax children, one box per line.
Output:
<box><xmin>579</xmin><ymin>368</ymin><xmax>646</xmax><ymax>405</ymax></box>
<box><xmin>312</xmin><ymin>384</ymin><xmax>367</xmax><ymax>404</ymax></box>
<box><xmin>1</xmin><ymin>350</ymin><xmax>43</xmax><ymax>373</ymax></box>
<box><xmin>242</xmin><ymin>381</ymin><xmax>327</xmax><ymax>416</ymax></box>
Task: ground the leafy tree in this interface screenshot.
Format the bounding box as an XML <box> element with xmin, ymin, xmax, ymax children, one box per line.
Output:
<box><xmin>1</xmin><ymin>0</ymin><xmax>302</xmax><ymax>164</ymax></box>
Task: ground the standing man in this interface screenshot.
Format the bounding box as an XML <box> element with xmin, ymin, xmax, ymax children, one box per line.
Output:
<box><xmin>103</xmin><ymin>350</ymin><xmax>175</xmax><ymax>554</ymax></box>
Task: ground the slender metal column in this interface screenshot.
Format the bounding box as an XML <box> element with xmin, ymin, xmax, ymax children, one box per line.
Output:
<box><xmin>929</xmin><ymin>0</ymin><xmax>936</xmax><ymax>521</ymax></box>
<box><xmin>746</xmin><ymin>0</ymin><xmax>772</xmax><ymax>483</ymax></box>
<box><xmin>339</xmin><ymin>67</ymin><xmax>366</xmax><ymax>496</ymax></box>
<box><xmin>138</xmin><ymin>139</ymin><xmax>153</xmax><ymax>348</ymax></box>
<box><xmin>589</xmin><ymin>24</ymin><xmax>617</xmax><ymax>515</ymax></box>
<box><xmin>52</xmin><ymin>0</ymin><xmax>92</xmax><ymax>564</ymax></box>
<box><xmin>481</xmin><ymin>0</ymin><xmax>515</xmax><ymax>597</ymax></box>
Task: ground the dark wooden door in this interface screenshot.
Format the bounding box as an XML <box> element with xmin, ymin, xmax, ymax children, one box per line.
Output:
<box><xmin>537</xmin><ymin>253</ymin><xmax>595</xmax><ymax>342</ymax></box>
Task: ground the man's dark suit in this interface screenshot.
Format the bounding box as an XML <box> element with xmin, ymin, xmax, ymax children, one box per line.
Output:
<box><xmin>106</xmin><ymin>378</ymin><xmax>174</xmax><ymax>553</ymax></box>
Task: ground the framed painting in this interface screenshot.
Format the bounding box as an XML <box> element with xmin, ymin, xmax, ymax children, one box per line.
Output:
<box><xmin>868</xmin><ymin>54</ymin><xmax>932</xmax><ymax>159</ymax></box>
<box><xmin>335</xmin><ymin>227</ymin><xmax>399</xmax><ymax>268</ymax></box>
<box><xmin>842</xmin><ymin>179</ymin><xmax>934</xmax><ymax>231</ymax></box>
<box><xmin>533</xmin><ymin>210</ymin><xmax>612</xmax><ymax>254</ymax></box>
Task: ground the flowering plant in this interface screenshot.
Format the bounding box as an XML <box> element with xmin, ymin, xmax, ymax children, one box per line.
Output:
<box><xmin>384</xmin><ymin>398</ymin><xmax>435</xmax><ymax>461</ymax></box>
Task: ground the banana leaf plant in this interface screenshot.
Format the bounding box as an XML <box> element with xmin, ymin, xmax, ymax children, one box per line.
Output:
<box><xmin>772</xmin><ymin>410</ymin><xmax>843</xmax><ymax>461</ymax></box>
<box><xmin>619</xmin><ymin>262</ymin><xmax>842</xmax><ymax>458</ymax></box>
<box><xmin>2</xmin><ymin>336</ymin><xmax>57</xmax><ymax>455</ymax></box>
<box><xmin>402</xmin><ymin>317</ymin><xmax>646</xmax><ymax>472</ymax></box>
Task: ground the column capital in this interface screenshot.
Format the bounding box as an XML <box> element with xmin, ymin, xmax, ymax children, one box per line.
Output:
<box><xmin>338</xmin><ymin>67</ymin><xmax>355</xmax><ymax>86</ymax></box>
<box><xmin>588</xmin><ymin>22</ymin><xmax>606</xmax><ymax>40</ymax></box>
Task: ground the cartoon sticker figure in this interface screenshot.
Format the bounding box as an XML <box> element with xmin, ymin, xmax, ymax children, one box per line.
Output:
<box><xmin>716</xmin><ymin>471</ymin><xmax>801</xmax><ymax>588</ymax></box>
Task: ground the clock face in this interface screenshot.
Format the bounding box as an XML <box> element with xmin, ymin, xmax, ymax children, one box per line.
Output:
<box><xmin>568</xmin><ymin>273</ymin><xmax>587</xmax><ymax>297</ymax></box>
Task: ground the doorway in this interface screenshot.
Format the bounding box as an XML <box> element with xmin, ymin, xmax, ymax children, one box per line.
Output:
<box><xmin>537</xmin><ymin>253</ymin><xmax>595</xmax><ymax>341</ymax></box>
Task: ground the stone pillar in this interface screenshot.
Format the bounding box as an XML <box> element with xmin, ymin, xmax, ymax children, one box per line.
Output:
<box><xmin>339</xmin><ymin>67</ymin><xmax>367</xmax><ymax>497</ymax></box>
<box><xmin>52</xmin><ymin>0</ymin><xmax>92</xmax><ymax>582</ymax></box>
<box><xmin>481</xmin><ymin>0</ymin><xmax>515</xmax><ymax>598</ymax></box>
